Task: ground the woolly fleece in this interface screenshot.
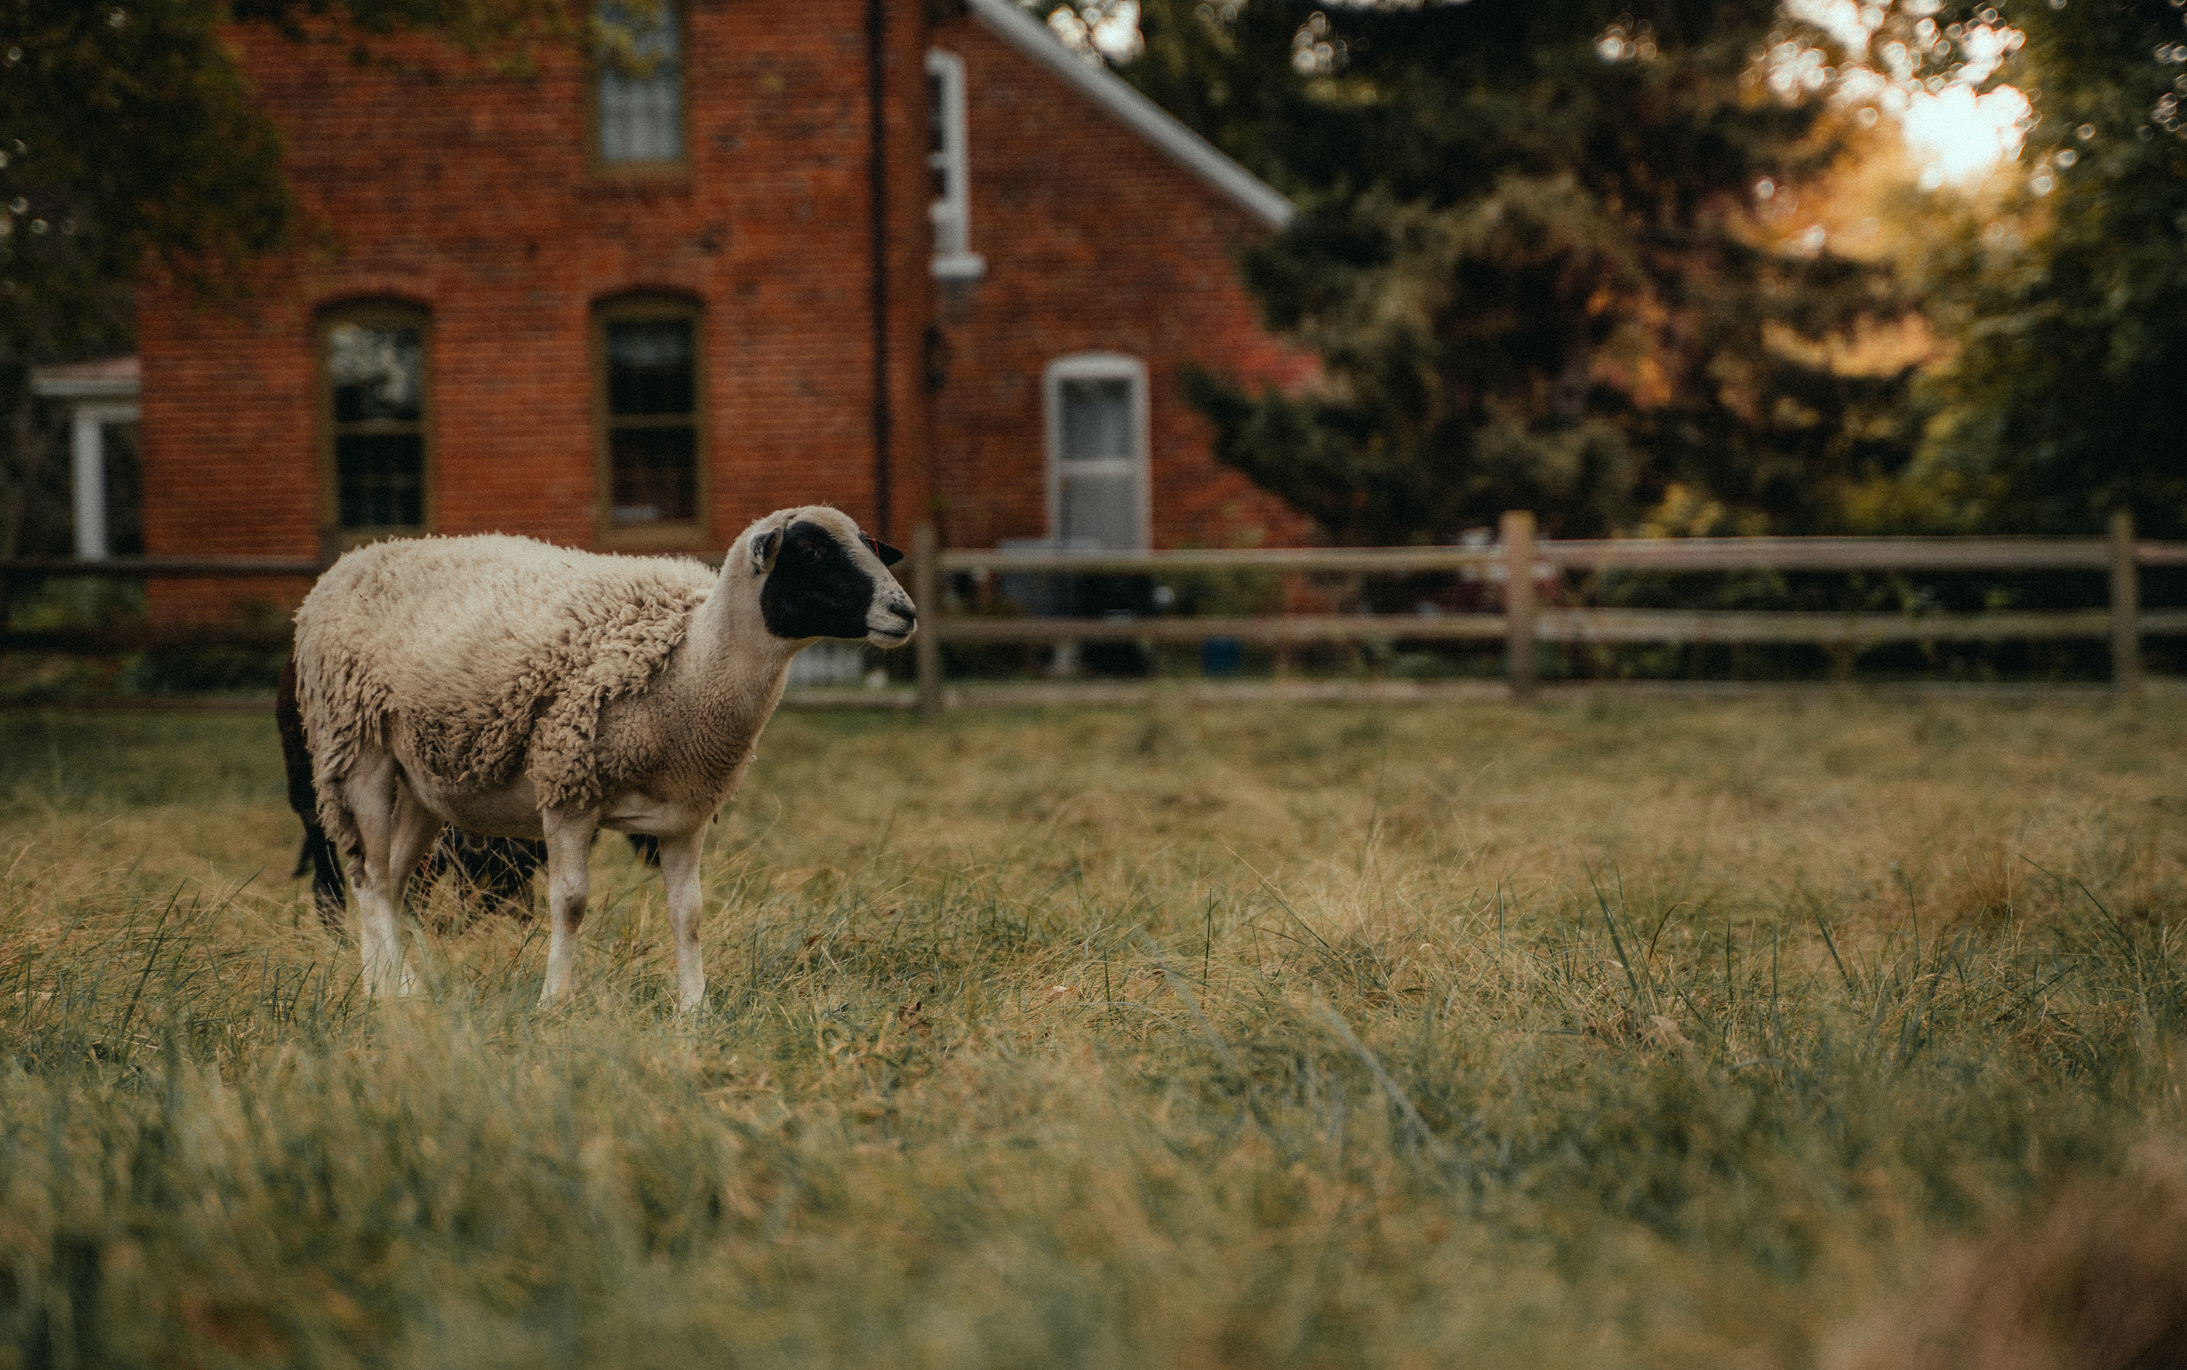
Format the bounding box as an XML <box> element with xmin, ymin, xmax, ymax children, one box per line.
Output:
<box><xmin>293</xmin><ymin>534</ymin><xmax>714</xmax><ymax>835</ymax></box>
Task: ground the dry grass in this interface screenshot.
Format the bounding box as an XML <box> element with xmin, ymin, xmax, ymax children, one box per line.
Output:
<box><xmin>3</xmin><ymin>695</ymin><xmax>2187</xmax><ymax>1368</ymax></box>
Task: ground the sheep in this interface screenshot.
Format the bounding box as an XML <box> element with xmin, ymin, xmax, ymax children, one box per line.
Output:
<box><xmin>280</xmin><ymin>656</ymin><xmax>658</xmax><ymax>928</ymax></box>
<box><xmin>290</xmin><ymin>505</ymin><xmax>915</xmax><ymax>1010</ymax></box>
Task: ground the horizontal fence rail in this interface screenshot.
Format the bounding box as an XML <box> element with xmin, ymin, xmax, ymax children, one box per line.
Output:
<box><xmin>1542</xmin><ymin>608</ymin><xmax>2187</xmax><ymax>643</ymax></box>
<box><xmin>3</xmin><ymin>513</ymin><xmax>2182</xmax><ymax>711</ymax></box>
<box><xmin>0</xmin><ymin>556</ymin><xmax>321</xmax><ymax>654</ymax></box>
<box><xmin>0</xmin><ymin>556</ymin><xmax>323</xmax><ymax>579</ymax></box>
<box><xmin>909</xmin><ymin>511</ymin><xmax>2182</xmax><ymax>714</ymax></box>
<box><xmin>0</xmin><ymin>625</ymin><xmax>297</xmax><ymax>653</ymax></box>
<box><xmin>938</xmin><ymin>537</ymin><xmax>2187</xmax><ymax>575</ymax></box>
<box><xmin>929</xmin><ymin>608</ymin><xmax>2187</xmax><ymax>646</ymax></box>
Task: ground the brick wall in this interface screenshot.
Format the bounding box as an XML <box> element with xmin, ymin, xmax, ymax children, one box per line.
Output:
<box><xmin>924</xmin><ymin>12</ymin><xmax>1316</xmax><ymax>552</ymax></box>
<box><xmin>137</xmin><ymin>0</ymin><xmax>933</xmax><ymax>618</ymax></box>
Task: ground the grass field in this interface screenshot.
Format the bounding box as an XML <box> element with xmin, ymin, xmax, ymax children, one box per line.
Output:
<box><xmin>4</xmin><ymin>697</ymin><xmax>2186</xmax><ymax>1369</ymax></box>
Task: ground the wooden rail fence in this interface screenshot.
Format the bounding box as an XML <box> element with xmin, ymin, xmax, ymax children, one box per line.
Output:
<box><xmin>0</xmin><ymin>556</ymin><xmax>321</xmax><ymax>655</ymax></box>
<box><xmin>4</xmin><ymin>513</ymin><xmax>2183</xmax><ymax>713</ymax></box>
<box><xmin>909</xmin><ymin>510</ymin><xmax>2187</xmax><ymax>716</ymax></box>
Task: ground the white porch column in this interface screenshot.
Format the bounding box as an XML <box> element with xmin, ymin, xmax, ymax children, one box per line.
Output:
<box><xmin>29</xmin><ymin>358</ymin><xmax>142</xmax><ymax>563</ymax></box>
<box><xmin>71</xmin><ymin>410</ymin><xmax>109</xmax><ymax>561</ymax></box>
<box><xmin>66</xmin><ymin>403</ymin><xmax>139</xmax><ymax>562</ymax></box>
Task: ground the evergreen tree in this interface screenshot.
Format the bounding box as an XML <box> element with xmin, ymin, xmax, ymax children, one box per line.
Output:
<box><xmin>1126</xmin><ymin>0</ymin><xmax>1921</xmax><ymax>542</ymax></box>
<box><xmin>1910</xmin><ymin>0</ymin><xmax>2187</xmax><ymax>536</ymax></box>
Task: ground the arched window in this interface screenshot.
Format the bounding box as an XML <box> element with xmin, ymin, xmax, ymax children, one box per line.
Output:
<box><xmin>320</xmin><ymin>301</ymin><xmax>431</xmax><ymax>538</ymax></box>
<box><xmin>595</xmin><ymin>294</ymin><xmax>704</xmax><ymax>543</ymax></box>
<box><xmin>1045</xmin><ymin>353</ymin><xmax>1148</xmax><ymax>551</ymax></box>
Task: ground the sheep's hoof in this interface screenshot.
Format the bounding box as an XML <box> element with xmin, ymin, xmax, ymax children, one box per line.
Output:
<box><xmin>363</xmin><ymin>962</ymin><xmax>408</xmax><ymax>1000</ymax></box>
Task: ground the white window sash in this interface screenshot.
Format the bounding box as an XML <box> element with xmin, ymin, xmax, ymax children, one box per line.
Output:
<box><xmin>1044</xmin><ymin>354</ymin><xmax>1149</xmax><ymax>551</ymax></box>
<box><xmin>925</xmin><ymin>49</ymin><xmax>985</xmax><ymax>280</ymax></box>
<box><xmin>598</xmin><ymin>1</ymin><xmax>682</xmax><ymax>164</ymax></box>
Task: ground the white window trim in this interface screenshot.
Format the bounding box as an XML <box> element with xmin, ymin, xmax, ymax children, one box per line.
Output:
<box><xmin>925</xmin><ymin>49</ymin><xmax>986</xmax><ymax>281</ymax></box>
<box><xmin>1044</xmin><ymin>353</ymin><xmax>1150</xmax><ymax>551</ymax></box>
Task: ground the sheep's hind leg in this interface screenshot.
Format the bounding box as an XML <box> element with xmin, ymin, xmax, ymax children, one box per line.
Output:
<box><xmin>657</xmin><ymin>829</ymin><xmax>708</xmax><ymax>1012</ymax></box>
<box><xmin>382</xmin><ymin>783</ymin><xmax>443</xmax><ymax>994</ymax></box>
<box><xmin>340</xmin><ymin>751</ymin><xmax>404</xmax><ymax>997</ymax></box>
<box><xmin>341</xmin><ymin>751</ymin><xmax>444</xmax><ymax>998</ymax></box>
<box><xmin>539</xmin><ymin>809</ymin><xmax>599</xmax><ymax>1006</ymax></box>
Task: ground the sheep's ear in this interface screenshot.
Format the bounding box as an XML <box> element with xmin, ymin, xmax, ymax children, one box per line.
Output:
<box><xmin>751</xmin><ymin>527</ymin><xmax>782</xmax><ymax>575</ymax></box>
<box><xmin>861</xmin><ymin>534</ymin><xmax>905</xmax><ymax>567</ymax></box>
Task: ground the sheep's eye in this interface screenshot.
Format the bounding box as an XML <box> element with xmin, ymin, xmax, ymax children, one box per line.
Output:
<box><xmin>861</xmin><ymin>534</ymin><xmax>905</xmax><ymax>567</ymax></box>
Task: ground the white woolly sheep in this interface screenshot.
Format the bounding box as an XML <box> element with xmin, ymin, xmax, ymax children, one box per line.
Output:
<box><xmin>290</xmin><ymin>505</ymin><xmax>916</xmax><ymax>1010</ymax></box>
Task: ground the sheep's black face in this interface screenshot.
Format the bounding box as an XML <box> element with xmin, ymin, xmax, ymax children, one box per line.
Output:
<box><xmin>759</xmin><ymin>519</ymin><xmax>916</xmax><ymax>645</ymax></box>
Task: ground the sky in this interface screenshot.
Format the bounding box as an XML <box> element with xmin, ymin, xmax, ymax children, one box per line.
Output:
<box><xmin>1043</xmin><ymin>0</ymin><xmax>2038</xmax><ymax>191</ymax></box>
<box><xmin>1781</xmin><ymin>0</ymin><xmax>2033</xmax><ymax>189</ymax></box>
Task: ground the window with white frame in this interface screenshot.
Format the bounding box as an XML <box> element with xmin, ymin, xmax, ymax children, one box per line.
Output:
<box><xmin>1045</xmin><ymin>354</ymin><xmax>1148</xmax><ymax>551</ymax></box>
<box><xmin>925</xmin><ymin>49</ymin><xmax>985</xmax><ymax>280</ymax></box>
<box><xmin>596</xmin><ymin>0</ymin><xmax>684</xmax><ymax>166</ymax></box>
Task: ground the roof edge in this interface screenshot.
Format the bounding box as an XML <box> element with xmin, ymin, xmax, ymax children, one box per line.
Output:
<box><xmin>961</xmin><ymin>0</ymin><xmax>1296</xmax><ymax>232</ymax></box>
<box><xmin>31</xmin><ymin>356</ymin><xmax>141</xmax><ymax>401</ymax></box>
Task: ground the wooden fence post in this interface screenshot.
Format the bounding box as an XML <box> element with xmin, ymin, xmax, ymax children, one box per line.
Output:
<box><xmin>2110</xmin><ymin>508</ymin><xmax>2141</xmax><ymax>702</ymax></box>
<box><xmin>1502</xmin><ymin>510</ymin><xmax>1537</xmax><ymax>702</ymax></box>
<box><xmin>913</xmin><ymin>521</ymin><xmax>942</xmax><ymax>721</ymax></box>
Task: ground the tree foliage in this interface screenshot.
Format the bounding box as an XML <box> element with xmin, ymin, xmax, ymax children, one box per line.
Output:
<box><xmin>0</xmin><ymin>0</ymin><xmax>570</xmax><ymax>554</ymax></box>
<box><xmin>0</xmin><ymin>1</ymin><xmax>289</xmax><ymax>362</ymax></box>
<box><xmin>0</xmin><ymin>0</ymin><xmax>574</xmax><ymax>364</ymax></box>
<box><xmin>1908</xmin><ymin>0</ymin><xmax>2187</xmax><ymax>537</ymax></box>
<box><xmin>1128</xmin><ymin>0</ymin><xmax>1922</xmax><ymax>542</ymax></box>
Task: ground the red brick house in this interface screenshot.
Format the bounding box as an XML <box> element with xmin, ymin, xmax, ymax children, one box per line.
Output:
<box><xmin>129</xmin><ymin>0</ymin><xmax>1312</xmax><ymax>618</ymax></box>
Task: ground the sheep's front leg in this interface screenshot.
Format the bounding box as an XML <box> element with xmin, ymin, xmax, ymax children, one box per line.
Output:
<box><xmin>539</xmin><ymin>809</ymin><xmax>599</xmax><ymax>1006</ymax></box>
<box><xmin>657</xmin><ymin>829</ymin><xmax>708</xmax><ymax>1012</ymax></box>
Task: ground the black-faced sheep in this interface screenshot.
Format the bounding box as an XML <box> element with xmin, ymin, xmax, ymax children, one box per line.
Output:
<box><xmin>290</xmin><ymin>506</ymin><xmax>914</xmax><ymax>1009</ymax></box>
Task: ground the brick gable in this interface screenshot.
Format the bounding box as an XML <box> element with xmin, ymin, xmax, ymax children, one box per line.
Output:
<box><xmin>926</xmin><ymin>7</ymin><xmax>1314</xmax><ymax>551</ymax></box>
